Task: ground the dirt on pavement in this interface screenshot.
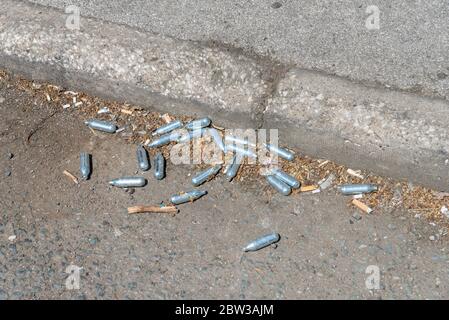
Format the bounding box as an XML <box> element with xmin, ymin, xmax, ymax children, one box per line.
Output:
<box><xmin>0</xmin><ymin>73</ymin><xmax>448</xmax><ymax>299</ymax></box>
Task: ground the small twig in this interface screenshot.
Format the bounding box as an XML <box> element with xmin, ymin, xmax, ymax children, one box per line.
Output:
<box><xmin>127</xmin><ymin>205</ymin><xmax>179</xmax><ymax>215</ymax></box>
<box><xmin>63</xmin><ymin>170</ymin><xmax>79</xmax><ymax>184</ymax></box>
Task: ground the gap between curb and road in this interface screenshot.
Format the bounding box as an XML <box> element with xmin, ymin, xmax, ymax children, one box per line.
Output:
<box><xmin>1</xmin><ymin>0</ymin><xmax>448</xmax><ymax>191</ymax></box>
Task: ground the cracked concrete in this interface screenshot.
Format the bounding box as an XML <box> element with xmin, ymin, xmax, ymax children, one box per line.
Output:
<box><xmin>0</xmin><ymin>0</ymin><xmax>448</xmax><ymax>190</ymax></box>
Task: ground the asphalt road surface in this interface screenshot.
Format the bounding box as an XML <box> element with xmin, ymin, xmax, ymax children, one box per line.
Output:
<box><xmin>0</xmin><ymin>75</ymin><xmax>448</xmax><ymax>299</ymax></box>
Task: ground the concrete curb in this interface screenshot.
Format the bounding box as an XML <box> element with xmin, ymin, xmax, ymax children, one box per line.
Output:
<box><xmin>265</xmin><ymin>70</ymin><xmax>449</xmax><ymax>191</ymax></box>
<box><xmin>0</xmin><ymin>0</ymin><xmax>272</xmax><ymax>129</ymax></box>
<box><xmin>1</xmin><ymin>0</ymin><xmax>448</xmax><ymax>190</ymax></box>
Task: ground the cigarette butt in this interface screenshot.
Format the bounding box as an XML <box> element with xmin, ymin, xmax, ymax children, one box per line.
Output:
<box><xmin>45</xmin><ymin>93</ymin><xmax>51</xmax><ymax>101</ymax></box>
<box><xmin>347</xmin><ymin>168</ymin><xmax>364</xmax><ymax>179</ymax></box>
<box><xmin>300</xmin><ymin>185</ymin><xmax>319</xmax><ymax>192</ymax></box>
<box><xmin>121</xmin><ymin>109</ymin><xmax>133</xmax><ymax>115</ymax></box>
<box><xmin>352</xmin><ymin>199</ymin><xmax>373</xmax><ymax>214</ymax></box>
<box><xmin>127</xmin><ymin>205</ymin><xmax>179</xmax><ymax>215</ymax></box>
<box><xmin>161</xmin><ymin>114</ymin><xmax>172</xmax><ymax>123</ymax></box>
<box><xmin>63</xmin><ymin>170</ymin><xmax>79</xmax><ymax>184</ymax></box>
<box><xmin>318</xmin><ymin>160</ymin><xmax>329</xmax><ymax>167</ymax></box>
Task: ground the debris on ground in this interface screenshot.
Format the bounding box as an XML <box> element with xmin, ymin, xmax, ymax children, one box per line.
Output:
<box><xmin>318</xmin><ymin>173</ymin><xmax>335</xmax><ymax>190</ymax></box>
<box><xmin>347</xmin><ymin>168</ymin><xmax>364</xmax><ymax>179</ymax></box>
<box><xmin>127</xmin><ymin>205</ymin><xmax>179</xmax><ymax>215</ymax></box>
<box><xmin>441</xmin><ymin>206</ymin><xmax>449</xmax><ymax>219</ymax></box>
<box><xmin>299</xmin><ymin>185</ymin><xmax>320</xmax><ymax>193</ymax></box>
<box><xmin>120</xmin><ymin>108</ymin><xmax>133</xmax><ymax>115</ymax></box>
<box><xmin>161</xmin><ymin>113</ymin><xmax>172</xmax><ymax>123</ymax></box>
<box><xmin>136</xmin><ymin>145</ymin><xmax>150</xmax><ymax>171</ymax></box>
<box><xmin>109</xmin><ymin>177</ymin><xmax>147</xmax><ymax>188</ymax></box>
<box><xmin>63</xmin><ymin>170</ymin><xmax>79</xmax><ymax>184</ymax></box>
<box><xmin>170</xmin><ymin>190</ymin><xmax>207</xmax><ymax>205</ymax></box>
<box><xmin>152</xmin><ymin>120</ymin><xmax>182</xmax><ymax>136</ymax></box>
<box><xmin>79</xmin><ymin>153</ymin><xmax>91</xmax><ymax>180</ymax></box>
<box><xmin>85</xmin><ymin>119</ymin><xmax>117</xmax><ymax>133</ymax></box>
<box><xmin>266</xmin><ymin>175</ymin><xmax>292</xmax><ymax>196</ymax></box>
<box><xmin>352</xmin><ymin>199</ymin><xmax>373</xmax><ymax>214</ymax></box>
<box><xmin>433</xmin><ymin>191</ymin><xmax>449</xmax><ymax>200</ymax></box>
<box><xmin>97</xmin><ymin>107</ymin><xmax>110</xmax><ymax>114</ymax></box>
<box><xmin>2</xmin><ymin>69</ymin><xmax>449</xmax><ymax>229</ymax></box>
<box><xmin>271</xmin><ymin>168</ymin><xmax>301</xmax><ymax>189</ymax></box>
<box><xmin>339</xmin><ymin>184</ymin><xmax>378</xmax><ymax>195</ymax></box>
<box><xmin>264</xmin><ymin>143</ymin><xmax>295</xmax><ymax>161</ymax></box>
<box><xmin>243</xmin><ymin>233</ymin><xmax>280</xmax><ymax>252</ymax></box>
<box><xmin>191</xmin><ymin>165</ymin><xmax>222</xmax><ymax>186</ymax></box>
<box><xmin>154</xmin><ymin>152</ymin><xmax>166</xmax><ymax>180</ymax></box>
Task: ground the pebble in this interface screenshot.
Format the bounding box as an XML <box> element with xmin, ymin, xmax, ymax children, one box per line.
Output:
<box><xmin>6</xmin><ymin>152</ymin><xmax>13</xmax><ymax>159</ymax></box>
<box><xmin>429</xmin><ymin>235</ymin><xmax>436</xmax><ymax>241</ymax></box>
<box><xmin>0</xmin><ymin>96</ymin><xmax>5</xmax><ymax>104</ymax></box>
<box><xmin>89</xmin><ymin>236</ymin><xmax>100</xmax><ymax>245</ymax></box>
<box><xmin>4</xmin><ymin>169</ymin><xmax>11</xmax><ymax>177</ymax></box>
<box><xmin>352</xmin><ymin>212</ymin><xmax>362</xmax><ymax>221</ymax></box>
